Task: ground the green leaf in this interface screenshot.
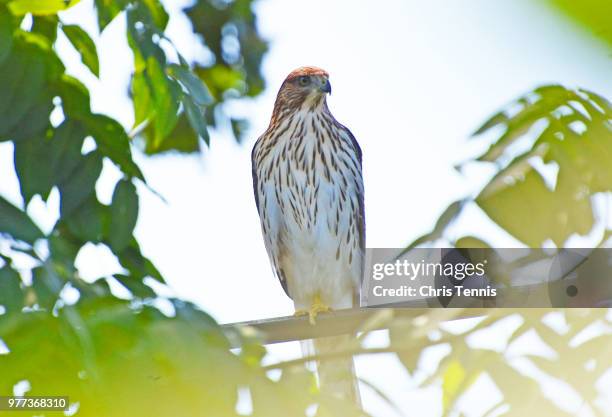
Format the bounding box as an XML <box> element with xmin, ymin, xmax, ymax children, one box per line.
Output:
<box><xmin>469</xmin><ymin>85</ymin><xmax>612</xmax><ymax>246</ymax></box>
<box><xmin>57</xmin><ymin>80</ymin><xmax>144</xmax><ymax>179</ymax></box>
<box><xmin>475</xmin><ymin>87</ymin><xmax>572</xmax><ymax>162</ymax></box>
<box><xmin>194</xmin><ymin>65</ymin><xmax>245</xmax><ymax>100</ymax></box>
<box><xmin>141</xmin><ymin>0</ymin><xmax>169</xmax><ymax>30</ymax></box>
<box><xmin>0</xmin><ymin>41</ymin><xmax>47</xmax><ymax>138</ymax></box>
<box><xmin>50</xmin><ymin>119</ymin><xmax>86</xmax><ymax>184</ymax></box>
<box><xmin>186</xmin><ymin>0</ymin><xmax>268</xmax><ymax>98</ymax></box>
<box><xmin>146</xmin><ymin>57</ymin><xmax>180</xmax><ymax>149</ymax></box>
<box><xmin>108</xmin><ymin>179</ymin><xmax>139</xmax><ymax>253</ymax></box>
<box><xmin>117</xmin><ymin>240</ymin><xmax>164</xmax><ymax>283</ymax></box>
<box><xmin>143</xmin><ymin>113</ymin><xmax>199</xmax><ymax>154</ymax></box>
<box><xmin>168</xmin><ymin>64</ymin><xmax>213</xmax><ymax>106</ymax></box>
<box><xmin>455</xmin><ymin>236</ymin><xmax>491</xmax><ymax>248</ymax></box>
<box><xmin>230</xmin><ymin>117</ymin><xmax>248</xmax><ymax>144</ymax></box>
<box><xmin>578</xmin><ymin>88</ymin><xmax>612</xmax><ymax>115</ymax></box>
<box><xmin>84</xmin><ymin>114</ymin><xmax>144</xmax><ymax>180</ymax></box>
<box><xmin>477</xmin><ymin>165</ymin><xmax>593</xmax><ymax>247</ymax></box>
<box><xmin>540</xmin><ymin>120</ymin><xmax>612</xmax><ymax>193</ymax></box>
<box><xmin>0</xmin><ymin>7</ymin><xmax>15</xmax><ymax>66</ymax></box>
<box><xmin>547</xmin><ymin>0</ymin><xmax>612</xmax><ymax>48</ymax></box>
<box><xmin>182</xmin><ymin>95</ymin><xmax>208</xmax><ymax>145</ymax></box>
<box><xmin>32</xmin><ymin>15</ymin><xmax>59</xmax><ymax>43</ymax></box>
<box><xmin>0</xmin><ymin>33</ymin><xmax>62</xmax><ymax>142</ymax></box>
<box><xmin>0</xmin><ymin>45</ymin><xmax>23</xmax><ymax>121</ymax></box>
<box><xmin>2</xmin><ymin>91</ymin><xmax>54</xmax><ymax>142</ymax></box>
<box><xmin>31</xmin><ymin>266</ymin><xmax>63</xmax><ymax>310</ymax></box>
<box><xmin>0</xmin><ymin>196</ymin><xmax>44</xmax><ymax>243</ymax></box>
<box><xmin>126</xmin><ymin>3</ymin><xmax>165</xmax><ymax>62</ymax></box>
<box><xmin>0</xmin><ymin>266</ymin><xmax>24</xmax><ymax>312</ymax></box>
<box><xmin>132</xmin><ymin>70</ymin><xmax>153</xmax><ymax>127</ymax></box>
<box><xmin>113</xmin><ymin>274</ymin><xmax>155</xmax><ymax>298</ymax></box>
<box><xmin>58</xmin><ymin>152</ymin><xmax>103</xmax><ymax>217</ymax></box>
<box><xmin>442</xmin><ymin>360</ymin><xmax>466</xmax><ymax>411</ymax></box>
<box><xmin>94</xmin><ymin>0</ymin><xmax>128</xmax><ymax>32</ymax></box>
<box><xmin>472</xmin><ymin>110</ymin><xmax>508</xmax><ymax>136</ymax></box>
<box><xmin>7</xmin><ymin>0</ymin><xmax>79</xmax><ymax>16</ymax></box>
<box><xmin>57</xmin><ymin>74</ymin><xmax>91</xmax><ymax>119</ymax></box>
<box><xmin>64</xmin><ymin>196</ymin><xmax>106</xmax><ymax>243</ymax></box>
<box><xmin>61</xmin><ymin>24</ymin><xmax>99</xmax><ymax>77</ymax></box>
<box><xmin>477</xmin><ymin>101</ymin><xmax>543</xmax><ymax>162</ymax></box>
<box><xmin>13</xmin><ymin>120</ymin><xmax>82</xmax><ymax>204</ymax></box>
<box><xmin>48</xmin><ymin>232</ymin><xmax>80</xmax><ymax>274</ymax></box>
<box><xmin>13</xmin><ymin>134</ymin><xmax>55</xmax><ymax>203</ymax></box>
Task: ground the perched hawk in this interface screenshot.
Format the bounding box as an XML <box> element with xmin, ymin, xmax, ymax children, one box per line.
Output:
<box><xmin>251</xmin><ymin>67</ymin><xmax>365</xmax><ymax>324</ymax></box>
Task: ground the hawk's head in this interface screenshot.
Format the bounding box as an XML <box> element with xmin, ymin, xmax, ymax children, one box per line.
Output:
<box><xmin>272</xmin><ymin>66</ymin><xmax>332</xmax><ymax>118</ymax></box>
<box><xmin>284</xmin><ymin>66</ymin><xmax>331</xmax><ymax>95</ymax></box>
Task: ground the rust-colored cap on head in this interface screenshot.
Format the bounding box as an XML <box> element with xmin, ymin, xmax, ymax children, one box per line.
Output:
<box><xmin>284</xmin><ymin>66</ymin><xmax>329</xmax><ymax>81</ymax></box>
<box><xmin>281</xmin><ymin>66</ymin><xmax>331</xmax><ymax>95</ymax></box>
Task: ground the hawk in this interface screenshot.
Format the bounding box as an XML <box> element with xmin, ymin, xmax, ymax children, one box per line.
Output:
<box><xmin>251</xmin><ymin>66</ymin><xmax>365</xmax><ymax>324</ymax></box>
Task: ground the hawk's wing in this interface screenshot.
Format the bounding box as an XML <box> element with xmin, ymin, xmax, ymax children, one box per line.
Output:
<box><xmin>341</xmin><ymin>126</ymin><xmax>365</xmax><ymax>254</ymax></box>
<box><xmin>251</xmin><ymin>138</ymin><xmax>290</xmax><ymax>297</ymax></box>
<box><xmin>251</xmin><ymin>138</ymin><xmax>261</xmax><ymax>214</ymax></box>
<box><xmin>337</xmin><ymin>125</ymin><xmax>365</xmax><ymax>307</ymax></box>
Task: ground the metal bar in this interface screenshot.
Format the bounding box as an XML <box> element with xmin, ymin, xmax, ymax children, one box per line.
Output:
<box><xmin>221</xmin><ymin>306</ymin><xmax>490</xmax><ymax>348</ymax></box>
<box><xmin>221</xmin><ymin>276</ymin><xmax>588</xmax><ymax>348</ymax></box>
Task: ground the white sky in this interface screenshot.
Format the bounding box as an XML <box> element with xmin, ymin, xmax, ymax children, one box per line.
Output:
<box><xmin>0</xmin><ymin>0</ymin><xmax>611</xmax><ymax>415</ymax></box>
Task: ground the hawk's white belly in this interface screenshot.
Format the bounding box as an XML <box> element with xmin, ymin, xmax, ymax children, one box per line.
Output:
<box><xmin>255</xmin><ymin>112</ymin><xmax>363</xmax><ymax>311</ymax></box>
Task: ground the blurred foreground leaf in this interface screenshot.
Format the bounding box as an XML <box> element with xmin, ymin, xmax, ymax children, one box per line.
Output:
<box><xmin>0</xmin><ymin>197</ymin><xmax>44</xmax><ymax>244</ymax></box>
<box><xmin>61</xmin><ymin>24</ymin><xmax>99</xmax><ymax>77</ymax></box>
<box><xmin>409</xmin><ymin>85</ymin><xmax>612</xmax><ymax>248</ymax></box>
<box><xmin>547</xmin><ymin>0</ymin><xmax>612</xmax><ymax>47</ymax></box>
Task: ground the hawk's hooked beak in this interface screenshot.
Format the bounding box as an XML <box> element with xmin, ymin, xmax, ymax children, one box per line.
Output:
<box><xmin>320</xmin><ymin>78</ymin><xmax>332</xmax><ymax>94</ymax></box>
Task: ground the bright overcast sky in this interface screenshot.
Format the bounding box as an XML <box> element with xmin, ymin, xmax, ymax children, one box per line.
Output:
<box><xmin>0</xmin><ymin>1</ymin><xmax>611</xmax><ymax>415</ymax></box>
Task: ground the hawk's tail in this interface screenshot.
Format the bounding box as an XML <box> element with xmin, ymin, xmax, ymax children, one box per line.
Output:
<box><xmin>301</xmin><ymin>335</ymin><xmax>361</xmax><ymax>406</ymax></box>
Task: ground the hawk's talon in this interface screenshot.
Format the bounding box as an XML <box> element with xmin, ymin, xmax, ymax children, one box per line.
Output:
<box><xmin>308</xmin><ymin>294</ymin><xmax>332</xmax><ymax>325</ymax></box>
<box><xmin>294</xmin><ymin>309</ymin><xmax>308</xmax><ymax>317</ymax></box>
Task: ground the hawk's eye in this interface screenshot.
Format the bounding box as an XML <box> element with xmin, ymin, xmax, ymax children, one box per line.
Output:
<box><xmin>298</xmin><ymin>76</ymin><xmax>310</xmax><ymax>86</ymax></box>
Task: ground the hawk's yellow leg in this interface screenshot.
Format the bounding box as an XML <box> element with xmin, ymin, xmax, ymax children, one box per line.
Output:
<box><xmin>308</xmin><ymin>293</ymin><xmax>332</xmax><ymax>325</ymax></box>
